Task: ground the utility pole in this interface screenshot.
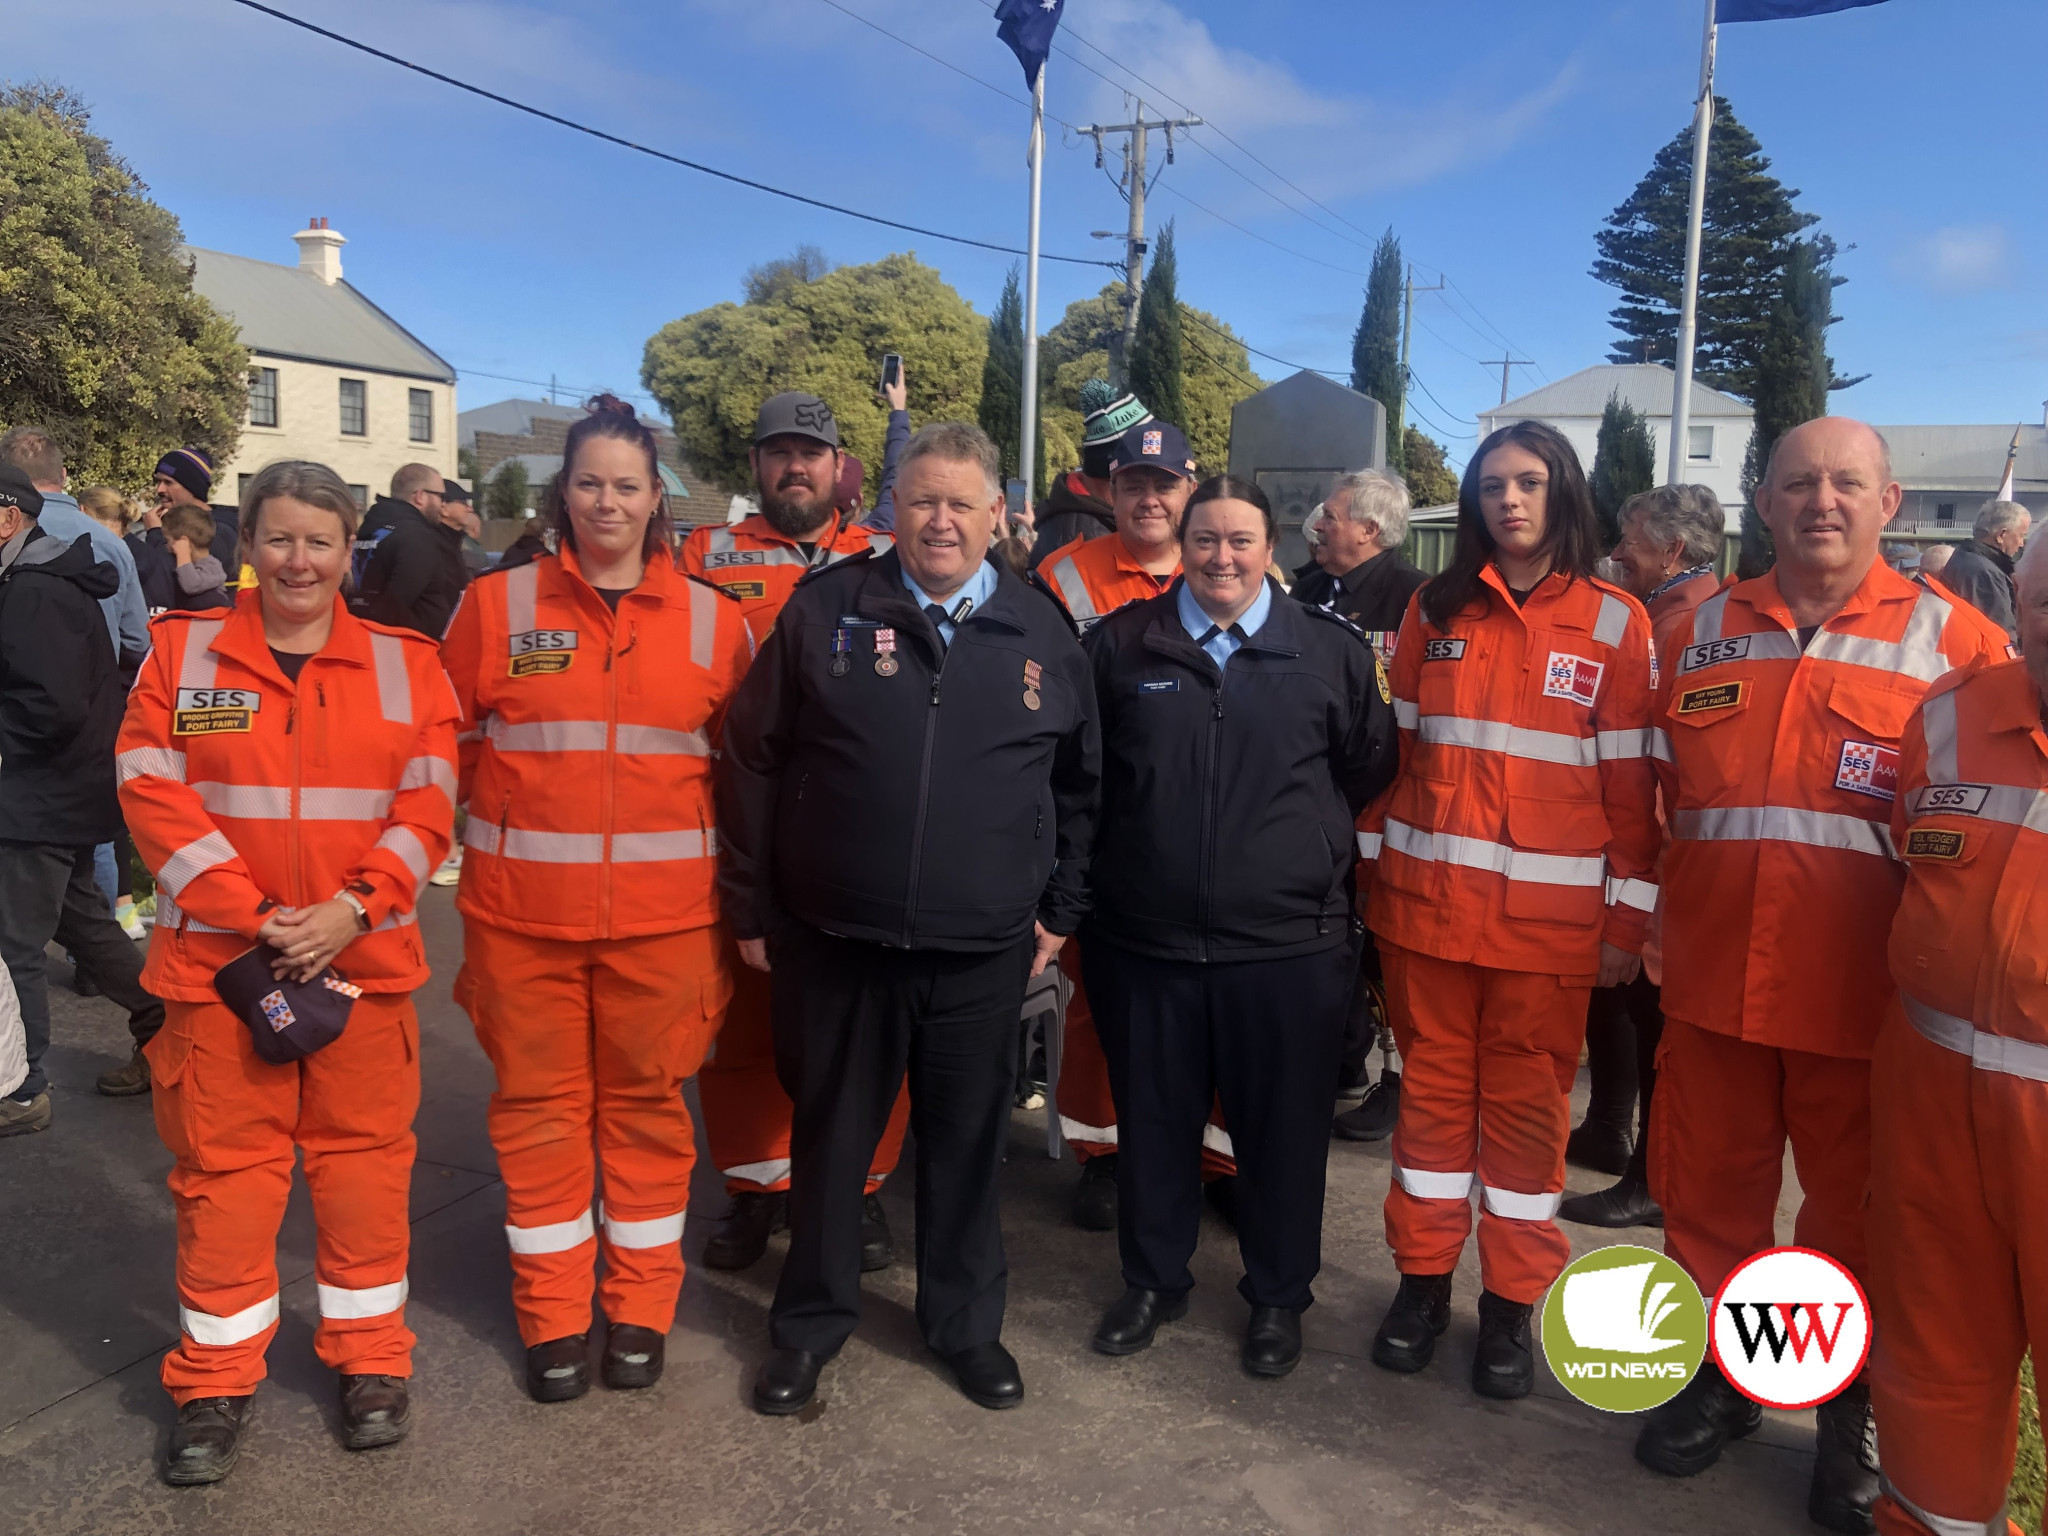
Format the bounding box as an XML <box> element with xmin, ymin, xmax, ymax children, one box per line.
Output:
<box><xmin>1483</xmin><ymin>356</ymin><xmax>1533</xmax><ymax>408</ymax></box>
<box><xmin>1080</xmin><ymin>100</ymin><xmax>1202</xmax><ymax>388</ymax></box>
<box><xmin>1398</xmin><ymin>264</ymin><xmax>1444</xmax><ymax>452</ymax></box>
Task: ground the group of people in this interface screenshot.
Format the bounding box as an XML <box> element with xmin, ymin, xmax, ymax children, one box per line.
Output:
<box><xmin>0</xmin><ymin>365</ymin><xmax>2041</xmax><ymax>1536</ymax></box>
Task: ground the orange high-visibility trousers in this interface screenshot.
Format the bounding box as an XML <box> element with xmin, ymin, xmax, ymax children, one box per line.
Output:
<box><xmin>700</xmin><ymin>940</ymin><xmax>909</xmax><ymax>1196</ymax></box>
<box><xmin>1650</xmin><ymin>1017</ymin><xmax>1871</xmax><ymax>1299</ymax></box>
<box><xmin>147</xmin><ymin>994</ymin><xmax>419</xmax><ymax>1404</ymax></box>
<box><xmin>459</xmin><ymin>919</ymin><xmax>727</xmax><ymax>1346</ymax></box>
<box><xmin>1054</xmin><ymin>941</ymin><xmax>1237</xmax><ymax>1177</ymax></box>
<box><xmin>1868</xmin><ymin>1008</ymin><xmax>2040</xmax><ymax>1536</ymax></box>
<box><xmin>1380</xmin><ymin>944</ymin><xmax>1586</xmax><ymax>1304</ymax></box>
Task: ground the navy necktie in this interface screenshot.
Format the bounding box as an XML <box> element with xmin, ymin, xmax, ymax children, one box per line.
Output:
<box><xmin>925</xmin><ymin>603</ymin><xmax>951</xmax><ymax>648</ymax></box>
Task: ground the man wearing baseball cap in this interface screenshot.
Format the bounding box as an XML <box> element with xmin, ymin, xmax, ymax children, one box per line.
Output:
<box><xmin>1030</xmin><ymin>381</ymin><xmax>1152</xmax><ymax>571</ymax></box>
<box><xmin>680</xmin><ymin>390</ymin><xmax>910</xmax><ymax>1277</ymax></box>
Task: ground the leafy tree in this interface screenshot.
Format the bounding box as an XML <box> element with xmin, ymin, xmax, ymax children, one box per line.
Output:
<box><xmin>1401</xmin><ymin>427</ymin><xmax>1460</xmax><ymax>509</ymax></box>
<box><xmin>457</xmin><ymin>445</ymin><xmax>478</xmax><ymax>481</ymax></box>
<box><xmin>642</xmin><ymin>251</ymin><xmax>985</xmax><ymax>497</ymax></box>
<box><xmin>1352</xmin><ymin>229</ymin><xmax>1404</xmax><ymax>472</ymax></box>
<box><xmin>0</xmin><ymin>82</ymin><xmax>248</xmax><ymax>487</ymax></box>
<box><xmin>1126</xmin><ymin>221</ymin><xmax>1186</xmax><ymax>433</ymax></box>
<box><xmin>743</xmin><ymin>244</ymin><xmax>831</xmax><ymax>305</ymax></box>
<box><xmin>978</xmin><ymin>265</ymin><xmax>1024</xmax><ymax>485</ymax></box>
<box><xmin>1589</xmin><ymin>391</ymin><xmax>1657</xmax><ymax>545</ymax></box>
<box><xmin>1037</xmin><ymin>283</ymin><xmax>1261</xmax><ymax>488</ymax></box>
<box><xmin>1592</xmin><ymin>98</ymin><xmax>1828</xmax><ymax>402</ymax></box>
<box><xmin>1737</xmin><ymin>237</ymin><xmax>1847</xmax><ymax>576</ymax></box>
<box><xmin>485</xmin><ymin>458</ymin><xmax>530</xmax><ymax>520</ymax></box>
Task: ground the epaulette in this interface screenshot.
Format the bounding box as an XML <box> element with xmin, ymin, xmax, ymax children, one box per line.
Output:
<box><xmin>1297</xmin><ymin>599</ymin><xmax>1371</xmax><ymax>646</ymax></box>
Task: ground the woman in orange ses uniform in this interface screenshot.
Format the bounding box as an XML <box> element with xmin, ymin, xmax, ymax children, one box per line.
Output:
<box><xmin>119</xmin><ymin>460</ymin><xmax>458</xmax><ymax>1484</ymax></box>
<box><xmin>440</xmin><ymin>396</ymin><xmax>750</xmax><ymax>1403</ymax></box>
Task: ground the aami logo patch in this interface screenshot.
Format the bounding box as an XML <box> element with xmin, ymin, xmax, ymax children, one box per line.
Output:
<box><xmin>173</xmin><ymin>687</ymin><xmax>261</xmax><ymax>735</ymax></box>
<box><xmin>1913</xmin><ymin>783</ymin><xmax>1992</xmax><ymax>816</ymax></box>
<box><xmin>1833</xmin><ymin>740</ymin><xmax>1899</xmax><ymax>802</ymax></box>
<box><xmin>1543</xmin><ymin>651</ymin><xmax>1604</xmax><ymax>706</ymax></box>
<box><xmin>508</xmin><ymin>629</ymin><xmax>578</xmax><ymax>677</ymax></box>
<box><xmin>1904</xmin><ymin>827</ymin><xmax>1965</xmax><ymax>861</ymax></box>
<box><xmin>1675</xmin><ymin>681</ymin><xmax>1747</xmax><ymax>716</ymax></box>
<box><xmin>1423</xmin><ymin>637</ymin><xmax>1466</xmax><ymax>662</ymax></box>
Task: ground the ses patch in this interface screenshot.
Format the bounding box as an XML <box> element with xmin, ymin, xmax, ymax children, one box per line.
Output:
<box><xmin>1422</xmin><ymin>637</ymin><xmax>1467</xmax><ymax>662</ymax></box>
<box><xmin>1904</xmin><ymin>827</ymin><xmax>1966</xmax><ymax>861</ymax></box>
<box><xmin>1543</xmin><ymin>651</ymin><xmax>1604</xmax><ymax>707</ymax></box>
<box><xmin>173</xmin><ymin>687</ymin><xmax>260</xmax><ymax>735</ymax></box>
<box><xmin>1913</xmin><ymin>783</ymin><xmax>1991</xmax><ymax>816</ymax></box>
<box><xmin>704</xmin><ymin>549</ymin><xmax>770</xmax><ymax>569</ymax></box>
<box><xmin>1682</xmin><ymin>635</ymin><xmax>1752</xmax><ymax>673</ymax></box>
<box><xmin>509</xmin><ymin>629</ymin><xmax>577</xmax><ymax>677</ymax></box>
<box><xmin>1833</xmin><ymin>740</ymin><xmax>1900</xmax><ymax>802</ymax></box>
<box><xmin>1674</xmin><ymin>680</ymin><xmax>1747</xmax><ymax>716</ymax></box>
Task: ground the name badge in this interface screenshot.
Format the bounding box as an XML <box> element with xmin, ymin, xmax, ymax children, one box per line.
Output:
<box><xmin>721</xmin><ymin>580</ymin><xmax>767</xmax><ymax>601</ymax></box>
<box><xmin>174</xmin><ymin>687</ymin><xmax>261</xmax><ymax>735</ymax></box>
<box><xmin>1423</xmin><ymin>637</ymin><xmax>1466</xmax><ymax>662</ymax></box>
<box><xmin>1904</xmin><ymin>827</ymin><xmax>1965</xmax><ymax>861</ymax></box>
<box><xmin>509</xmin><ymin>629</ymin><xmax>577</xmax><ymax>676</ymax></box>
<box><xmin>1674</xmin><ymin>680</ymin><xmax>1747</xmax><ymax>716</ymax></box>
<box><xmin>1138</xmin><ymin>678</ymin><xmax>1180</xmax><ymax>694</ymax></box>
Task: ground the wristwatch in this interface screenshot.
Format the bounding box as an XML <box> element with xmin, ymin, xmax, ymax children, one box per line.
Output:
<box><xmin>335</xmin><ymin>891</ymin><xmax>372</xmax><ymax>931</ymax></box>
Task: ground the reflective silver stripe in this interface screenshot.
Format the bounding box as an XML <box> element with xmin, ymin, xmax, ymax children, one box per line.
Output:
<box><xmin>159</xmin><ymin>830</ymin><xmax>239</xmax><ymax>897</ymax></box>
<box><xmin>193</xmin><ymin>782</ymin><xmax>291</xmax><ymax>819</ymax></box>
<box><xmin>1057</xmin><ymin>1117</ymin><xmax>1116</xmax><ymax>1146</ymax></box>
<box><xmin>1593</xmin><ymin>591</ymin><xmax>1631</xmax><ymax>648</ymax></box>
<box><xmin>486</xmin><ymin>717</ymin><xmax>607</xmax><ymax>752</ymax></box>
<box><xmin>1922</xmin><ymin>689</ymin><xmax>1960</xmax><ymax>784</ymax></box>
<box><xmin>611</xmin><ymin>829</ymin><xmax>717</xmax><ymax>862</ymax></box>
<box><xmin>865</xmin><ymin>533</ymin><xmax>893</xmax><ymax>556</ymax></box>
<box><xmin>1879</xmin><ymin>1475</ymin><xmax>2006</xmax><ymax>1536</ymax></box>
<box><xmin>1202</xmin><ymin>1123</ymin><xmax>1235</xmax><ymax>1159</ymax></box>
<box><xmin>614</xmin><ymin>724</ymin><xmax>709</xmax><ymax>756</ymax></box>
<box><xmin>369</xmin><ymin>631</ymin><xmax>411</xmax><ymax>722</ymax></box>
<box><xmin>153</xmin><ymin>891</ymin><xmax>240</xmax><ymax>935</ymax></box>
<box><xmin>181</xmin><ymin>1292</ymin><xmax>280</xmax><ymax>1346</ymax></box>
<box><xmin>1356</xmin><ymin>830</ymin><xmax>1382</xmax><ymax>858</ymax></box>
<box><xmin>1483</xmin><ymin>1185</ymin><xmax>1563</xmax><ymax>1221</ymax></box>
<box><xmin>1596</xmin><ymin>728</ymin><xmax>1655</xmax><ymax>761</ymax></box>
<box><xmin>117</xmin><ymin>746</ymin><xmax>187</xmax><ymax>784</ymax></box>
<box><xmin>505</xmin><ymin>560</ymin><xmax>537</xmax><ymax>636</ymax></box>
<box><xmin>456</xmin><ymin>726</ymin><xmax>485</xmax><ymax>745</ymax></box>
<box><xmin>1382</xmin><ymin>820</ymin><xmax>1605</xmax><ymax>887</ymax></box>
<box><xmin>465</xmin><ymin>819</ymin><xmax>604</xmax><ymax>863</ymax></box>
<box><xmin>724</xmin><ymin>1157</ymin><xmax>793</xmax><ymax>1186</ymax></box>
<box><xmin>177</xmin><ymin>619</ymin><xmax>227</xmax><ymax>690</ymax></box>
<box><xmin>1673</xmin><ymin>805</ymin><xmax>1896</xmax><ymax>860</ymax></box>
<box><xmin>603</xmin><ymin>1210</ymin><xmax>685</xmax><ymax>1249</ymax></box>
<box><xmin>375</xmin><ymin>825</ymin><xmax>430</xmax><ymax>889</ymax></box>
<box><xmin>1393</xmin><ymin>696</ymin><xmax>1420</xmax><ymax>730</ymax></box>
<box><xmin>1690</xmin><ymin>590</ymin><xmax>1728</xmax><ymax>645</ymax></box>
<box><xmin>1417</xmin><ymin>714</ymin><xmax>1597</xmax><ymax>768</ymax></box>
<box><xmin>1605</xmin><ymin>876</ymin><xmax>1659</xmax><ymax>913</ymax></box>
<box><xmin>505</xmin><ymin>1208</ymin><xmax>596</xmax><ymax>1255</ymax></box>
<box><xmin>1650</xmin><ymin>728</ymin><xmax>1675</xmax><ymax>763</ymax></box>
<box><xmin>689</xmin><ymin>578</ymin><xmax>718</xmax><ymax>669</ymax></box>
<box><xmin>301</xmin><ymin>787</ymin><xmax>395</xmax><ymax>820</ymax></box>
<box><xmin>1678</xmin><ymin>629</ymin><xmax>1800</xmax><ymax>674</ymax></box>
<box><xmin>1903</xmin><ymin>994</ymin><xmax>2048</xmax><ymax>1085</ymax></box>
<box><xmin>397</xmin><ymin>754</ymin><xmax>458</xmax><ymax>807</ymax></box>
<box><xmin>1907</xmin><ymin>782</ymin><xmax>2048</xmax><ymax>831</ymax></box>
<box><xmin>1049</xmin><ymin>557</ymin><xmax>1097</xmax><ymax>620</ymax></box>
<box><xmin>1394</xmin><ymin>1166</ymin><xmax>1473</xmax><ymax>1200</ymax></box>
<box><xmin>1682</xmin><ymin>587</ymin><xmax>1957</xmax><ymax>683</ymax></box>
<box><xmin>317</xmin><ymin>1276</ymin><xmax>408</xmax><ymax>1319</ymax></box>
<box><xmin>705</xmin><ymin>527</ymin><xmax>736</xmax><ymax>557</ymax></box>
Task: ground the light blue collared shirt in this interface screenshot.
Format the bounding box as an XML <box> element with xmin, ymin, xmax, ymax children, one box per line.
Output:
<box><xmin>900</xmin><ymin>557</ymin><xmax>1000</xmax><ymax>645</ymax></box>
<box><xmin>1177</xmin><ymin>578</ymin><xmax>1272</xmax><ymax>670</ymax></box>
<box><xmin>33</xmin><ymin>490</ymin><xmax>148</xmax><ymax>663</ymax></box>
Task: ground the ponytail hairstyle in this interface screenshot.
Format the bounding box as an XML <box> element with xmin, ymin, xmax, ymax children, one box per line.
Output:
<box><xmin>541</xmin><ymin>393</ymin><xmax>674</xmax><ymax>558</ymax></box>
<box><xmin>1419</xmin><ymin>419</ymin><xmax>1601</xmax><ymax>631</ymax></box>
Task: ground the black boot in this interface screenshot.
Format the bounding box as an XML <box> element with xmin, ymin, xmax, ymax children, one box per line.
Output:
<box><xmin>1371</xmin><ymin>1272</ymin><xmax>1452</xmax><ymax>1373</ymax></box>
<box><xmin>1471</xmin><ymin>1290</ymin><xmax>1534</xmax><ymax>1400</ymax></box>
<box><xmin>752</xmin><ymin>1348</ymin><xmax>826</xmax><ymax>1415</ymax></box>
<box><xmin>1070</xmin><ymin>1154</ymin><xmax>1118</xmax><ymax>1231</ymax></box>
<box><xmin>163</xmin><ymin>1395</ymin><xmax>252</xmax><ymax>1485</ymax></box>
<box><xmin>602</xmin><ymin>1323</ymin><xmax>665</xmax><ymax>1390</ymax></box>
<box><xmin>1809</xmin><ymin>1380</ymin><xmax>1880</xmax><ymax>1534</ymax></box>
<box><xmin>702</xmin><ymin>1190</ymin><xmax>786</xmax><ymax>1271</ymax></box>
<box><xmin>1558</xmin><ymin>1172</ymin><xmax>1663</xmax><ymax>1229</ymax></box>
<box><xmin>1242</xmin><ymin>1306</ymin><xmax>1302</xmax><ymax>1378</ymax></box>
<box><xmin>1333</xmin><ymin>1070</ymin><xmax>1400</xmax><ymax>1142</ymax></box>
<box><xmin>1635</xmin><ymin>1359</ymin><xmax>1763</xmax><ymax>1476</ymax></box>
<box><xmin>859</xmin><ymin>1194</ymin><xmax>893</xmax><ymax>1272</ymax></box>
<box><xmin>525</xmin><ymin>1335</ymin><xmax>590</xmax><ymax>1403</ymax></box>
<box><xmin>338</xmin><ymin>1374</ymin><xmax>411</xmax><ymax>1449</ymax></box>
<box><xmin>1565</xmin><ymin>1117</ymin><xmax>1634</xmax><ymax>1177</ymax></box>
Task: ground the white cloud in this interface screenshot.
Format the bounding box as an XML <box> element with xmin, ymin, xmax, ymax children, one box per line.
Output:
<box><xmin>1899</xmin><ymin>224</ymin><xmax>2019</xmax><ymax>294</ymax></box>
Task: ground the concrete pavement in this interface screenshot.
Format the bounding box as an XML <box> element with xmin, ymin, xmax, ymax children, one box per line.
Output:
<box><xmin>1</xmin><ymin>891</ymin><xmax>1819</xmax><ymax>1536</ymax></box>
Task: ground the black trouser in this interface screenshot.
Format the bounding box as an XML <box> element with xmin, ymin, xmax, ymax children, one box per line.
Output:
<box><xmin>1336</xmin><ymin>938</ymin><xmax>1384</xmax><ymax>1087</ymax></box>
<box><xmin>1581</xmin><ymin>974</ymin><xmax>1664</xmax><ymax>1177</ymax></box>
<box><xmin>1084</xmin><ymin>932</ymin><xmax>1358</xmax><ymax>1312</ymax></box>
<box><xmin>0</xmin><ymin>841</ymin><xmax>163</xmax><ymax>1098</ymax></box>
<box><xmin>769</xmin><ymin>920</ymin><xmax>1033</xmax><ymax>1358</ymax></box>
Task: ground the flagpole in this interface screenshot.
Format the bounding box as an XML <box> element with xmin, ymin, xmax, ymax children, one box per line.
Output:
<box><xmin>1019</xmin><ymin>63</ymin><xmax>1046</xmax><ymax>518</ymax></box>
<box><xmin>1668</xmin><ymin>0</ymin><xmax>1717</xmax><ymax>486</ymax></box>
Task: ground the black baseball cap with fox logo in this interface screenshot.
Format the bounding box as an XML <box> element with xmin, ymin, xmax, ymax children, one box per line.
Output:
<box><xmin>754</xmin><ymin>392</ymin><xmax>841</xmax><ymax>449</ymax></box>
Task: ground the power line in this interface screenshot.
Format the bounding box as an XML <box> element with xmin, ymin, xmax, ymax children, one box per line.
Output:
<box><xmin>223</xmin><ymin>0</ymin><xmax>1118</xmax><ymax>269</ymax></box>
<box><xmin>1177</xmin><ymin>306</ymin><xmax>1342</xmax><ymax>381</ymax></box>
<box><xmin>813</xmin><ymin>0</ymin><xmax>1080</xmax><ymax>132</ymax></box>
<box><xmin>453</xmin><ymin>364</ymin><xmax>659</xmax><ymax>407</ymax></box>
<box><xmin>1153</xmin><ymin>183</ymin><xmax>1367</xmax><ymax>278</ymax></box>
<box><xmin>1404</xmin><ymin>366</ymin><xmax>1475</xmax><ymax>425</ymax></box>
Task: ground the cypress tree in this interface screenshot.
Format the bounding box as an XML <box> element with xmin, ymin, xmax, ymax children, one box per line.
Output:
<box><xmin>1127</xmin><ymin>221</ymin><xmax>1186</xmax><ymax>430</ymax></box>
<box><xmin>1589</xmin><ymin>391</ymin><xmax>1657</xmax><ymax>547</ymax></box>
<box><xmin>1351</xmin><ymin>229</ymin><xmax>1405</xmax><ymax>472</ymax></box>
<box><xmin>978</xmin><ymin>265</ymin><xmax>1025</xmax><ymax>484</ymax></box>
<box><xmin>1738</xmin><ymin>237</ymin><xmax>1851</xmax><ymax>576</ymax></box>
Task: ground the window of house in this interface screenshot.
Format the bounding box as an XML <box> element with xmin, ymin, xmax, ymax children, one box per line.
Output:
<box><xmin>248</xmin><ymin>367</ymin><xmax>279</xmax><ymax>428</ymax></box>
<box><xmin>339</xmin><ymin>378</ymin><xmax>367</xmax><ymax>436</ymax></box>
<box><xmin>1687</xmin><ymin>424</ymin><xmax>1713</xmax><ymax>462</ymax></box>
<box><xmin>347</xmin><ymin>484</ymin><xmax>369</xmax><ymax>510</ymax></box>
<box><xmin>1937</xmin><ymin>503</ymin><xmax>1956</xmax><ymax>523</ymax></box>
<box><xmin>408</xmin><ymin>389</ymin><xmax>433</xmax><ymax>443</ymax></box>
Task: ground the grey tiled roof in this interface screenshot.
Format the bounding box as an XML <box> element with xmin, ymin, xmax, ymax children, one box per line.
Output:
<box><xmin>1484</xmin><ymin>364</ymin><xmax>1754</xmax><ymax>422</ymax></box>
<box><xmin>1874</xmin><ymin>423</ymin><xmax>2047</xmax><ymax>493</ymax></box>
<box><xmin>183</xmin><ymin>246</ymin><xmax>454</xmax><ymax>383</ymax></box>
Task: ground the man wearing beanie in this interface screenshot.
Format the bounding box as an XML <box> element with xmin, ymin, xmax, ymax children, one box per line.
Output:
<box><xmin>150</xmin><ymin>447</ymin><xmax>239</xmax><ymax>571</ymax></box>
<box><xmin>1029</xmin><ymin>381</ymin><xmax>1150</xmax><ymax>571</ymax></box>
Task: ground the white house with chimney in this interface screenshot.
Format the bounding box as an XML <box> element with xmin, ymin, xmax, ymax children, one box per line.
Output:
<box><xmin>183</xmin><ymin>219</ymin><xmax>458</xmax><ymax>510</ymax></box>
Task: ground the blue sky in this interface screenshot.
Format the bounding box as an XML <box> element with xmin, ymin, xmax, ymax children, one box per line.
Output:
<box><xmin>13</xmin><ymin>0</ymin><xmax>2045</xmax><ymax>472</ymax></box>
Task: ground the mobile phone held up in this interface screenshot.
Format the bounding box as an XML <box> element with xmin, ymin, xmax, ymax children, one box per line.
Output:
<box><xmin>879</xmin><ymin>354</ymin><xmax>902</xmax><ymax>393</ymax></box>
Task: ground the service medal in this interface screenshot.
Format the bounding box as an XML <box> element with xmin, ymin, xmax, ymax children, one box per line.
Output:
<box><xmin>1023</xmin><ymin>658</ymin><xmax>1043</xmax><ymax>710</ymax></box>
<box><xmin>830</xmin><ymin>629</ymin><xmax>852</xmax><ymax>677</ymax></box>
<box><xmin>875</xmin><ymin>627</ymin><xmax>899</xmax><ymax>677</ymax></box>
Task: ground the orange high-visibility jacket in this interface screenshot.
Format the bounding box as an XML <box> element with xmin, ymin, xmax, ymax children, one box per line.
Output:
<box><xmin>116</xmin><ymin>594</ymin><xmax>459</xmax><ymax>1000</ymax></box>
<box><xmin>1653</xmin><ymin>561</ymin><xmax>2008</xmax><ymax>1058</ymax></box>
<box><xmin>440</xmin><ymin>545</ymin><xmax>751</xmax><ymax>942</ymax></box>
<box><xmin>678</xmin><ymin>513</ymin><xmax>891</xmax><ymax>638</ymax></box>
<box><xmin>1889</xmin><ymin>658</ymin><xmax>2048</xmax><ymax>1058</ymax></box>
<box><xmin>1033</xmin><ymin>531</ymin><xmax>1178</xmax><ymax>631</ymax></box>
<box><xmin>1359</xmin><ymin>568</ymin><xmax>1661</xmax><ymax>975</ymax></box>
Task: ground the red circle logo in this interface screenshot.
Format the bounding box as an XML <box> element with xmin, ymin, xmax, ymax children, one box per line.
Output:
<box><xmin>1709</xmin><ymin>1246</ymin><xmax>1871</xmax><ymax>1411</ymax></box>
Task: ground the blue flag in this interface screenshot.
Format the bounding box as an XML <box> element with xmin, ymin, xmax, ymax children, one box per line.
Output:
<box><xmin>996</xmin><ymin>0</ymin><xmax>1064</xmax><ymax>88</ymax></box>
<box><xmin>1716</xmin><ymin>0</ymin><xmax>1888</xmax><ymax>20</ymax></box>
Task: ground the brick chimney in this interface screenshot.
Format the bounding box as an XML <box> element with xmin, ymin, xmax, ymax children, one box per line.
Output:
<box><xmin>292</xmin><ymin>216</ymin><xmax>346</xmax><ymax>284</ymax></box>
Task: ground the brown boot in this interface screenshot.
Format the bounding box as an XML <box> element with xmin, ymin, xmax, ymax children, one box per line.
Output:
<box><xmin>97</xmin><ymin>1050</ymin><xmax>151</xmax><ymax>1097</ymax></box>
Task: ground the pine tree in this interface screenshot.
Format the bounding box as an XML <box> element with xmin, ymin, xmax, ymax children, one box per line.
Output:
<box><xmin>1592</xmin><ymin>98</ymin><xmax>1825</xmax><ymax>401</ymax></box>
<box><xmin>978</xmin><ymin>265</ymin><xmax>1024</xmax><ymax>485</ymax></box>
<box><xmin>1401</xmin><ymin>428</ymin><xmax>1460</xmax><ymax>509</ymax></box>
<box><xmin>1351</xmin><ymin>230</ymin><xmax>1405</xmax><ymax>472</ymax></box>
<box><xmin>1589</xmin><ymin>392</ymin><xmax>1657</xmax><ymax>546</ymax></box>
<box><xmin>1127</xmin><ymin>221</ymin><xmax>1186</xmax><ymax>429</ymax></box>
<box><xmin>1737</xmin><ymin>237</ymin><xmax>1850</xmax><ymax>576</ymax></box>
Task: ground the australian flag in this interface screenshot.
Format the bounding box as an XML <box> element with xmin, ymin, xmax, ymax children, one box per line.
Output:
<box><xmin>996</xmin><ymin>0</ymin><xmax>1064</xmax><ymax>88</ymax></box>
<box><xmin>1716</xmin><ymin>0</ymin><xmax>1888</xmax><ymax>20</ymax></box>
